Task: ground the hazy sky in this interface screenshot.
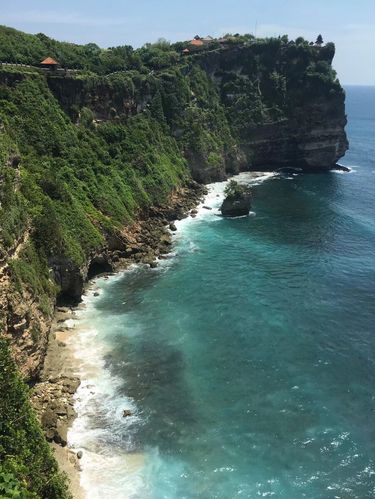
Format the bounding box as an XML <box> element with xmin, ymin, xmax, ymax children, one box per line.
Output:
<box><xmin>2</xmin><ymin>0</ymin><xmax>375</xmax><ymax>85</ymax></box>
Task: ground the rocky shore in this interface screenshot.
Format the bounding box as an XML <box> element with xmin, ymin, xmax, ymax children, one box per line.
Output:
<box><xmin>29</xmin><ymin>180</ymin><xmax>207</xmax><ymax>497</ymax></box>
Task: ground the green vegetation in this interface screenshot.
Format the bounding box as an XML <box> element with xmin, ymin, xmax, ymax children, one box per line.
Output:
<box><xmin>224</xmin><ymin>180</ymin><xmax>251</xmax><ymax>199</ymax></box>
<box><xmin>0</xmin><ymin>70</ymin><xmax>187</xmax><ymax>295</ymax></box>
<box><xmin>0</xmin><ymin>338</ymin><xmax>70</xmax><ymax>498</ymax></box>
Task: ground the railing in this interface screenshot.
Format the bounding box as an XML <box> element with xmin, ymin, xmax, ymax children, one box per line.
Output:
<box><xmin>0</xmin><ymin>62</ymin><xmax>84</xmax><ymax>78</ymax></box>
<box><xmin>0</xmin><ymin>62</ymin><xmax>38</xmax><ymax>68</ymax></box>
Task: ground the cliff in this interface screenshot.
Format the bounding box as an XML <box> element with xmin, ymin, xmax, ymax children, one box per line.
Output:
<box><xmin>196</xmin><ymin>42</ymin><xmax>348</xmax><ymax>172</ymax></box>
<box><xmin>42</xmin><ymin>38</ymin><xmax>348</xmax><ymax>179</ymax></box>
<box><xmin>0</xmin><ymin>27</ymin><xmax>348</xmax><ymax>496</ymax></box>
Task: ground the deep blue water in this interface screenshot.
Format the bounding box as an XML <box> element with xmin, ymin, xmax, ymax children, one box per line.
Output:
<box><xmin>69</xmin><ymin>86</ymin><xmax>375</xmax><ymax>498</ymax></box>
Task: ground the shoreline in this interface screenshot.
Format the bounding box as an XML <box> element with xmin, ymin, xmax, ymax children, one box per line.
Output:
<box><xmin>30</xmin><ymin>181</ymin><xmax>207</xmax><ymax>498</ymax></box>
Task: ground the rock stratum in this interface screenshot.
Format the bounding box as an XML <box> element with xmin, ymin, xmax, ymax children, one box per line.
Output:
<box><xmin>0</xmin><ymin>26</ymin><xmax>348</xmax><ymax>496</ymax></box>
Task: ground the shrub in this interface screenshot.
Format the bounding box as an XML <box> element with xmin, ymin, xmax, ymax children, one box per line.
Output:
<box><xmin>224</xmin><ymin>180</ymin><xmax>251</xmax><ymax>199</ymax></box>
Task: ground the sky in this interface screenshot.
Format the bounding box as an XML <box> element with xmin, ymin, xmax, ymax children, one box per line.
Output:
<box><xmin>1</xmin><ymin>0</ymin><xmax>375</xmax><ymax>85</ymax></box>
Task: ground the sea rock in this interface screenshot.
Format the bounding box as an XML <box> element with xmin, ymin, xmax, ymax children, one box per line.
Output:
<box><xmin>221</xmin><ymin>181</ymin><xmax>252</xmax><ymax>217</ymax></box>
<box><xmin>333</xmin><ymin>163</ymin><xmax>351</xmax><ymax>172</ymax></box>
<box><xmin>76</xmin><ymin>450</ymin><xmax>83</xmax><ymax>459</ymax></box>
<box><xmin>45</xmin><ymin>428</ymin><xmax>55</xmax><ymax>442</ymax></box>
<box><xmin>123</xmin><ymin>409</ymin><xmax>132</xmax><ymax>417</ymax></box>
<box><xmin>169</xmin><ymin>222</ymin><xmax>177</xmax><ymax>232</ymax></box>
<box><xmin>41</xmin><ymin>408</ymin><xmax>57</xmax><ymax>430</ymax></box>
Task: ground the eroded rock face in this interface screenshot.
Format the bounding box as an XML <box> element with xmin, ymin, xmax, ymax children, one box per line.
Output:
<box><xmin>220</xmin><ymin>180</ymin><xmax>252</xmax><ymax>217</ymax></box>
<box><xmin>198</xmin><ymin>44</ymin><xmax>348</xmax><ymax>172</ymax></box>
<box><xmin>50</xmin><ymin>258</ymin><xmax>84</xmax><ymax>304</ymax></box>
<box><xmin>4</xmin><ymin>290</ymin><xmax>51</xmax><ymax>380</ymax></box>
<box><xmin>32</xmin><ymin>375</ymin><xmax>80</xmax><ymax>446</ymax></box>
<box><xmin>241</xmin><ymin>96</ymin><xmax>348</xmax><ymax>170</ymax></box>
<box><xmin>221</xmin><ymin>192</ymin><xmax>252</xmax><ymax>217</ymax></box>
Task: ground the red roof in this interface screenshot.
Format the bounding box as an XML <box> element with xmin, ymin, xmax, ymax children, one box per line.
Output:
<box><xmin>182</xmin><ymin>48</ymin><xmax>190</xmax><ymax>53</ymax></box>
<box><xmin>189</xmin><ymin>39</ymin><xmax>204</xmax><ymax>47</ymax></box>
<box><xmin>40</xmin><ymin>57</ymin><xmax>59</xmax><ymax>65</ymax></box>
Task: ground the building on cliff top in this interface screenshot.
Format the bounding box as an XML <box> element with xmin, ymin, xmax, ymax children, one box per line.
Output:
<box><xmin>40</xmin><ymin>57</ymin><xmax>60</xmax><ymax>70</ymax></box>
<box><xmin>189</xmin><ymin>38</ymin><xmax>204</xmax><ymax>47</ymax></box>
<box><xmin>188</xmin><ymin>35</ymin><xmax>215</xmax><ymax>51</ymax></box>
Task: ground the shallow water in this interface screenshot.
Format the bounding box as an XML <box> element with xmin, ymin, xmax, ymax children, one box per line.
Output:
<box><xmin>68</xmin><ymin>86</ymin><xmax>375</xmax><ymax>498</ymax></box>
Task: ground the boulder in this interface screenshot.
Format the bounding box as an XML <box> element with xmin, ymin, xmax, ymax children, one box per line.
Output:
<box><xmin>41</xmin><ymin>408</ymin><xmax>57</xmax><ymax>429</ymax></box>
<box><xmin>55</xmin><ymin>421</ymin><xmax>68</xmax><ymax>446</ymax></box>
<box><xmin>220</xmin><ymin>181</ymin><xmax>252</xmax><ymax>217</ymax></box>
<box><xmin>45</xmin><ymin>428</ymin><xmax>56</xmax><ymax>442</ymax></box>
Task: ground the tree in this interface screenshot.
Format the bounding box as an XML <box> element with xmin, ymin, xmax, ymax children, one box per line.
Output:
<box><xmin>224</xmin><ymin>180</ymin><xmax>251</xmax><ymax>199</ymax></box>
<box><xmin>153</xmin><ymin>38</ymin><xmax>171</xmax><ymax>51</ymax></box>
<box><xmin>316</xmin><ymin>34</ymin><xmax>323</xmax><ymax>46</ymax></box>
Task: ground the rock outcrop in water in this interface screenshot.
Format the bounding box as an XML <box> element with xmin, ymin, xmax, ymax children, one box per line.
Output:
<box><xmin>221</xmin><ymin>180</ymin><xmax>252</xmax><ymax>217</ymax></box>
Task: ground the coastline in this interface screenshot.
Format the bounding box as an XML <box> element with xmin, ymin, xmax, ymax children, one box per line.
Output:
<box><xmin>30</xmin><ymin>181</ymin><xmax>207</xmax><ymax>498</ymax></box>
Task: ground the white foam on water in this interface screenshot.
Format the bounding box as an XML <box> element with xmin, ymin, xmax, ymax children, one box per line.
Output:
<box><xmin>64</xmin><ymin>318</ymin><xmax>77</xmax><ymax>329</ymax></box>
<box><xmin>78</xmin><ymin>451</ymin><xmax>147</xmax><ymax>499</ymax></box>
<box><xmin>332</xmin><ymin>166</ymin><xmax>356</xmax><ymax>174</ymax></box>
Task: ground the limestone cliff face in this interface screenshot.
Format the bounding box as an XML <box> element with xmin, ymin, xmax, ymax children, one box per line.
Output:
<box><xmin>241</xmin><ymin>95</ymin><xmax>348</xmax><ymax>171</ymax></box>
<box><xmin>197</xmin><ymin>43</ymin><xmax>348</xmax><ymax>172</ymax></box>
<box><xmin>47</xmin><ymin>76</ymin><xmax>150</xmax><ymax>122</ymax></box>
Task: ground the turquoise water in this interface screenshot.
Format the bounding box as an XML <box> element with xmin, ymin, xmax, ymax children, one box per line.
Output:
<box><xmin>69</xmin><ymin>86</ymin><xmax>375</xmax><ymax>498</ymax></box>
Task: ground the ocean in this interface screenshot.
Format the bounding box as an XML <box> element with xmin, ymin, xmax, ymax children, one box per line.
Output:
<box><xmin>68</xmin><ymin>85</ymin><xmax>375</xmax><ymax>498</ymax></box>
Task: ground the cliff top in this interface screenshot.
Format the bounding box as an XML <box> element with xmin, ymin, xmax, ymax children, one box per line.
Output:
<box><xmin>0</xmin><ymin>25</ymin><xmax>336</xmax><ymax>77</ymax></box>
